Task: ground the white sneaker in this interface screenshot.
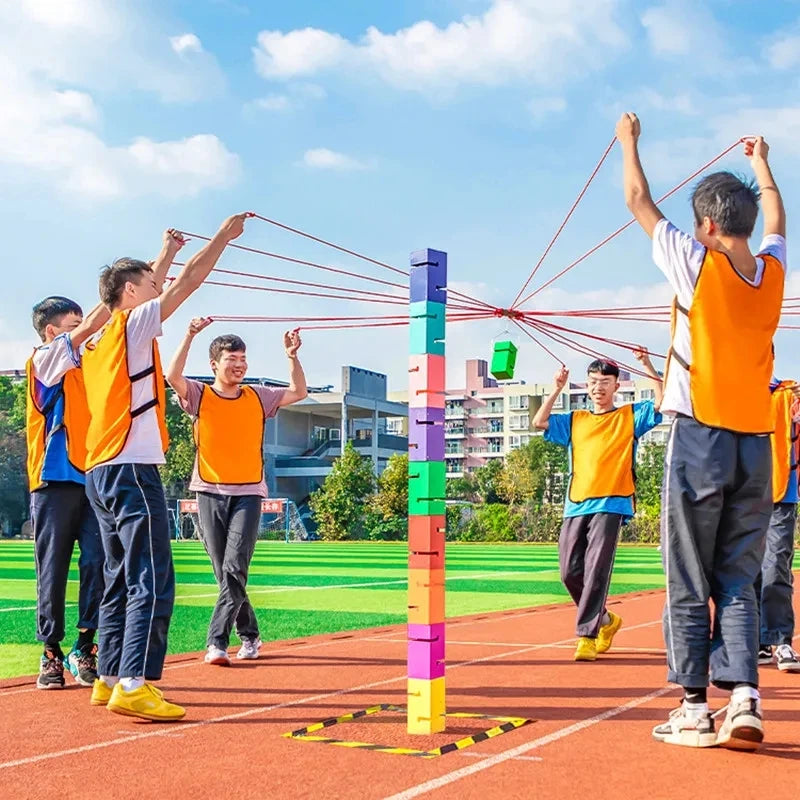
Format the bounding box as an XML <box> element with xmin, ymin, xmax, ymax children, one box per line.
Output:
<box><xmin>774</xmin><ymin>643</ymin><xmax>800</xmax><ymax>673</ymax></box>
<box><xmin>715</xmin><ymin>695</ymin><xmax>763</xmax><ymax>751</ymax></box>
<box><xmin>652</xmin><ymin>702</ymin><xmax>716</xmax><ymax>748</ymax></box>
<box><xmin>236</xmin><ymin>638</ymin><xmax>262</xmax><ymax>660</ymax></box>
<box><xmin>203</xmin><ymin>646</ymin><xmax>231</xmax><ymax>666</ymax></box>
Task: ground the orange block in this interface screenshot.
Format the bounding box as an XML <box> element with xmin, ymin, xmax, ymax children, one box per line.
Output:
<box><xmin>408</xmin><ymin>568</ymin><xmax>445</xmax><ymax>624</ymax></box>
<box><xmin>409</xmin><ymin>515</ymin><xmax>445</xmax><ymax>570</ymax></box>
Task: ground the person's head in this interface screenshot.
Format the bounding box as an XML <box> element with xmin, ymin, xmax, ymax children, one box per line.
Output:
<box><xmin>586</xmin><ymin>359</ymin><xmax>619</xmax><ymax>409</ymax></box>
<box><xmin>98</xmin><ymin>258</ymin><xmax>158</xmax><ymax>311</ymax></box>
<box><xmin>691</xmin><ymin>171</ymin><xmax>760</xmax><ymax>248</ymax></box>
<box><xmin>31</xmin><ymin>296</ymin><xmax>83</xmax><ymax>344</ymax></box>
<box><xmin>209</xmin><ymin>334</ymin><xmax>247</xmax><ymax>385</ymax></box>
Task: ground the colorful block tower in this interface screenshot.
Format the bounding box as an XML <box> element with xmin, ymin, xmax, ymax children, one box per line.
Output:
<box><xmin>407</xmin><ymin>248</ymin><xmax>447</xmax><ymax>735</ymax></box>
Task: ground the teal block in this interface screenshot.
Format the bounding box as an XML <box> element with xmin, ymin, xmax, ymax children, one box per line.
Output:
<box><xmin>409</xmin><ymin>301</ymin><xmax>445</xmax><ymax>356</ymax></box>
<box><xmin>409</xmin><ymin>461</ymin><xmax>446</xmax><ymax>516</ymax></box>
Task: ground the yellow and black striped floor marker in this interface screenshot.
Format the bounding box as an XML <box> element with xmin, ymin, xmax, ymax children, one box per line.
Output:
<box><xmin>281</xmin><ymin>703</ymin><xmax>533</xmax><ymax>758</ymax></box>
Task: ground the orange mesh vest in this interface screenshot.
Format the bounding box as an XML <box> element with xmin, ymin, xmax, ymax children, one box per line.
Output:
<box><xmin>25</xmin><ymin>356</ymin><xmax>90</xmax><ymax>490</ymax></box>
<box><xmin>770</xmin><ymin>382</ymin><xmax>800</xmax><ymax>503</ymax></box>
<box><xmin>194</xmin><ymin>385</ymin><xmax>265</xmax><ymax>484</ymax></box>
<box><xmin>82</xmin><ymin>310</ymin><xmax>169</xmax><ymax>469</ymax></box>
<box><xmin>569</xmin><ymin>405</ymin><xmax>636</xmax><ymax>502</ymax></box>
<box><xmin>667</xmin><ymin>251</ymin><xmax>783</xmax><ymax>433</ymax></box>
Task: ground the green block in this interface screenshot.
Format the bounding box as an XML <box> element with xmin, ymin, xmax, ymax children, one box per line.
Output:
<box><xmin>408</xmin><ymin>461</ymin><xmax>446</xmax><ymax>516</ymax></box>
<box><xmin>490</xmin><ymin>340</ymin><xmax>517</xmax><ymax>380</ymax></box>
<box><xmin>409</xmin><ymin>301</ymin><xmax>445</xmax><ymax>356</ymax></box>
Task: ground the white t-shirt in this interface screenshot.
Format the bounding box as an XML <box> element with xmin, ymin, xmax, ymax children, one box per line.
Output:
<box><xmin>31</xmin><ymin>333</ymin><xmax>81</xmax><ymax>387</ymax></box>
<box><xmin>87</xmin><ymin>299</ymin><xmax>166</xmax><ymax>467</ymax></box>
<box><xmin>653</xmin><ymin>219</ymin><xmax>787</xmax><ymax>417</ymax></box>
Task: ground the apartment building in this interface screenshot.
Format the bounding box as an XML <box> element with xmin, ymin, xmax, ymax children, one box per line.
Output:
<box><xmin>389</xmin><ymin>358</ymin><xmax>671</xmax><ymax>478</ymax></box>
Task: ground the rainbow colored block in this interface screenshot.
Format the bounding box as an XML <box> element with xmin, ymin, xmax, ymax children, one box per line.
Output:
<box><xmin>409</xmin><ymin>407</ymin><xmax>445</xmax><ymax>462</ymax></box>
<box><xmin>408</xmin><ymin>461</ymin><xmax>446</xmax><ymax>515</ymax></box>
<box><xmin>408</xmin><ymin>622</ymin><xmax>445</xmax><ymax>680</ymax></box>
<box><xmin>408</xmin><ymin>354</ymin><xmax>445</xmax><ymax>409</ymax></box>
<box><xmin>409</xmin><ymin>301</ymin><xmax>445</xmax><ymax>356</ymax></box>
<box><xmin>407</xmin><ymin>677</ymin><xmax>446</xmax><ymax>734</ymax></box>
<box><xmin>410</xmin><ymin>249</ymin><xmax>447</xmax><ymax>304</ymax></box>
<box><xmin>408</xmin><ymin>567</ymin><xmax>445</xmax><ymax>624</ymax></box>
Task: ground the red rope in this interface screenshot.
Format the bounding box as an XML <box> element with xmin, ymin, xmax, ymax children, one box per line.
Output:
<box><xmin>511</xmin><ymin>319</ymin><xmax>565</xmax><ymax>366</ymax></box>
<box><xmin>515</xmin><ymin>138</ymin><xmax>746</xmax><ymax>307</ymax></box>
<box><xmin>510</xmin><ymin>136</ymin><xmax>617</xmax><ymax>308</ymax></box>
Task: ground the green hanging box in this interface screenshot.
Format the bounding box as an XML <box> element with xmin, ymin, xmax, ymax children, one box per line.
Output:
<box><xmin>490</xmin><ymin>340</ymin><xmax>518</xmax><ymax>380</ymax></box>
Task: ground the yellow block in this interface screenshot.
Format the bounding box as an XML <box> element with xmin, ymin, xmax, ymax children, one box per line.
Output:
<box><xmin>407</xmin><ymin>677</ymin><xmax>446</xmax><ymax>734</ymax></box>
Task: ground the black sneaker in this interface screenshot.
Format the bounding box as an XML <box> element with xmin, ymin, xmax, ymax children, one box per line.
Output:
<box><xmin>774</xmin><ymin>643</ymin><xmax>800</xmax><ymax>673</ymax></box>
<box><xmin>758</xmin><ymin>645</ymin><xmax>773</xmax><ymax>665</ymax></box>
<box><xmin>66</xmin><ymin>643</ymin><xmax>99</xmax><ymax>686</ymax></box>
<box><xmin>36</xmin><ymin>649</ymin><xmax>65</xmax><ymax>690</ymax></box>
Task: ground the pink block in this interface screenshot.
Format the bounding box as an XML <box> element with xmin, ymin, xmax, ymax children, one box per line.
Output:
<box><xmin>407</xmin><ymin>622</ymin><xmax>445</xmax><ymax>680</ymax></box>
<box><xmin>409</xmin><ymin>354</ymin><xmax>446</xmax><ymax>409</ymax></box>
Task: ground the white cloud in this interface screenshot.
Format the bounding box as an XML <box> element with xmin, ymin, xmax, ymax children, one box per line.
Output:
<box><xmin>640</xmin><ymin>4</ymin><xmax>691</xmax><ymax>56</ymax></box>
<box><xmin>528</xmin><ymin>96</ymin><xmax>567</xmax><ymax>124</ymax></box>
<box><xmin>302</xmin><ymin>148</ymin><xmax>369</xmax><ymax>171</ymax></box>
<box><xmin>767</xmin><ymin>33</ymin><xmax>800</xmax><ymax>70</ymax></box>
<box><xmin>253</xmin><ymin>94</ymin><xmax>291</xmax><ymax>112</ymax></box>
<box><xmin>170</xmin><ymin>33</ymin><xmax>204</xmax><ymax>56</ymax></box>
<box><xmin>253</xmin><ymin>0</ymin><xmax>628</xmax><ymax>92</ymax></box>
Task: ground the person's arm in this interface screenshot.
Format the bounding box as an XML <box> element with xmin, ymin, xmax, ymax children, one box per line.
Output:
<box><xmin>632</xmin><ymin>346</ymin><xmax>663</xmax><ymax>409</ymax></box>
<box><xmin>278</xmin><ymin>329</ymin><xmax>308</xmax><ymax>407</ymax></box>
<box><xmin>616</xmin><ymin>112</ymin><xmax>664</xmax><ymax>238</ymax></box>
<box><xmin>745</xmin><ymin>137</ymin><xmax>785</xmax><ymax>239</ymax></box>
<box><xmin>68</xmin><ymin>301</ymin><xmax>110</xmax><ymax>350</ymax></box>
<box><xmin>159</xmin><ymin>213</ymin><xmax>252</xmax><ymax>322</ymax></box>
<box><xmin>150</xmin><ymin>229</ymin><xmax>188</xmax><ymax>291</ymax></box>
<box><xmin>165</xmin><ymin>317</ymin><xmax>213</xmax><ymax>401</ymax></box>
<box><xmin>533</xmin><ymin>366</ymin><xmax>569</xmax><ymax>431</ymax></box>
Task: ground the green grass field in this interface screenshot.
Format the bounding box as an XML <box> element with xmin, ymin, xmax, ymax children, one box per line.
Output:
<box><xmin>0</xmin><ymin>540</ymin><xmax>674</xmax><ymax>679</ymax></box>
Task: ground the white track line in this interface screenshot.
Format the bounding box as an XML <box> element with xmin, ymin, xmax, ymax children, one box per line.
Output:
<box><xmin>382</xmin><ymin>685</ymin><xmax>674</xmax><ymax>800</ymax></box>
<box><xmin>0</xmin><ymin>618</ymin><xmax>665</xmax><ymax>770</ymax></box>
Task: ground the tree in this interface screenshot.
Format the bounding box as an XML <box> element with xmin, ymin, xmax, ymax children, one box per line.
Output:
<box><xmin>159</xmin><ymin>389</ymin><xmax>196</xmax><ymax>498</ymax></box>
<box><xmin>495</xmin><ymin>437</ymin><xmax>569</xmax><ymax>508</ymax></box>
<box><xmin>636</xmin><ymin>441</ymin><xmax>666</xmax><ymax>513</ymax></box>
<box><xmin>0</xmin><ymin>376</ymin><xmax>28</xmax><ymax>535</ymax></box>
<box><xmin>473</xmin><ymin>459</ymin><xmax>505</xmax><ymax>504</ymax></box>
<box><xmin>446</xmin><ymin>473</ymin><xmax>476</xmax><ymax>501</ymax></box>
<box><xmin>310</xmin><ymin>441</ymin><xmax>376</xmax><ymax>540</ymax></box>
<box><xmin>368</xmin><ymin>453</ymin><xmax>408</xmax><ymax>540</ymax></box>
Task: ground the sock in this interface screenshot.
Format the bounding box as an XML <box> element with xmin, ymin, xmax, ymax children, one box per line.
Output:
<box><xmin>120</xmin><ymin>676</ymin><xmax>145</xmax><ymax>692</ymax></box>
<box><xmin>100</xmin><ymin>675</ymin><xmax>118</xmax><ymax>687</ymax></box>
<box><xmin>45</xmin><ymin>643</ymin><xmax>64</xmax><ymax>660</ymax></box>
<box><xmin>76</xmin><ymin>629</ymin><xmax>95</xmax><ymax>650</ymax></box>
<box><xmin>731</xmin><ymin>683</ymin><xmax>759</xmax><ymax>704</ymax></box>
<box><xmin>684</xmin><ymin>688</ymin><xmax>707</xmax><ymax>705</ymax></box>
<box><xmin>600</xmin><ymin>611</ymin><xmax>611</xmax><ymax>627</ymax></box>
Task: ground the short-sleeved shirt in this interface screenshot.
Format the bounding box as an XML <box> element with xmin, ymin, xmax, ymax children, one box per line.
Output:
<box><xmin>179</xmin><ymin>378</ymin><xmax>285</xmax><ymax>497</ymax></box>
<box><xmin>32</xmin><ymin>333</ymin><xmax>81</xmax><ymax>387</ymax></box>
<box><xmin>652</xmin><ymin>220</ymin><xmax>787</xmax><ymax>418</ymax></box>
<box><xmin>86</xmin><ymin>299</ymin><xmax>165</xmax><ymax>467</ymax></box>
<box><xmin>545</xmin><ymin>400</ymin><xmax>663</xmax><ymax>518</ymax></box>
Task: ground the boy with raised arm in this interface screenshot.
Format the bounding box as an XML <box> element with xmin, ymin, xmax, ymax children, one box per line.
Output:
<box><xmin>165</xmin><ymin>320</ymin><xmax>308</xmax><ymax>665</ymax></box>
<box><xmin>619</xmin><ymin>112</ymin><xmax>786</xmax><ymax>750</ymax></box>
<box><xmin>26</xmin><ymin>296</ymin><xmax>109</xmax><ymax>689</ymax></box>
<box><xmin>533</xmin><ymin>348</ymin><xmax>663</xmax><ymax>662</ymax></box>
<box><xmin>82</xmin><ymin>214</ymin><xmax>250</xmax><ymax>721</ymax></box>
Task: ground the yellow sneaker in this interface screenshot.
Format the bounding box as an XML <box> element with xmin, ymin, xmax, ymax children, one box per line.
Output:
<box><xmin>91</xmin><ymin>679</ymin><xmax>165</xmax><ymax>706</ymax></box>
<box><xmin>107</xmin><ymin>683</ymin><xmax>185</xmax><ymax>721</ymax></box>
<box><xmin>596</xmin><ymin>611</ymin><xmax>623</xmax><ymax>654</ymax></box>
<box><xmin>574</xmin><ymin>637</ymin><xmax>597</xmax><ymax>661</ymax></box>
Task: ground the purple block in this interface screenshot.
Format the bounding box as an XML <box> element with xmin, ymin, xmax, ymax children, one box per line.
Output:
<box><xmin>410</xmin><ymin>249</ymin><xmax>447</xmax><ymax>304</ymax></box>
<box><xmin>408</xmin><ymin>622</ymin><xmax>445</xmax><ymax>680</ymax></box>
<box><xmin>410</xmin><ymin>406</ymin><xmax>445</xmax><ymax>426</ymax></box>
<box><xmin>409</xmin><ymin>406</ymin><xmax>445</xmax><ymax>462</ymax></box>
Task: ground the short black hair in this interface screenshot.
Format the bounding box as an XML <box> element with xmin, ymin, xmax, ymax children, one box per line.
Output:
<box><xmin>209</xmin><ymin>334</ymin><xmax>247</xmax><ymax>361</ymax></box>
<box><xmin>691</xmin><ymin>171</ymin><xmax>760</xmax><ymax>237</ymax></box>
<box><xmin>587</xmin><ymin>359</ymin><xmax>619</xmax><ymax>378</ymax></box>
<box><xmin>98</xmin><ymin>258</ymin><xmax>152</xmax><ymax>308</ymax></box>
<box><xmin>31</xmin><ymin>296</ymin><xmax>83</xmax><ymax>342</ymax></box>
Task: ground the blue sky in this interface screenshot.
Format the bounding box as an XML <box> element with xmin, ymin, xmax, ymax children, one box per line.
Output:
<box><xmin>2</xmin><ymin>0</ymin><xmax>799</xmax><ymax>390</ymax></box>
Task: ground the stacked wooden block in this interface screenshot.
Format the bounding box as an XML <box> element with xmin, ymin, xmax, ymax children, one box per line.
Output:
<box><xmin>407</xmin><ymin>248</ymin><xmax>447</xmax><ymax>735</ymax></box>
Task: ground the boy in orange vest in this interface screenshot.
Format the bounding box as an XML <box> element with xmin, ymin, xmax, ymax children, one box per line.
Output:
<box><xmin>82</xmin><ymin>215</ymin><xmax>250</xmax><ymax>721</ymax></box>
<box><xmin>26</xmin><ymin>296</ymin><xmax>108</xmax><ymax>689</ymax></box>
<box><xmin>756</xmin><ymin>375</ymin><xmax>800</xmax><ymax>672</ymax></box>
<box><xmin>619</xmin><ymin>112</ymin><xmax>786</xmax><ymax>750</ymax></box>
<box><xmin>533</xmin><ymin>348</ymin><xmax>663</xmax><ymax>661</ymax></box>
<box><xmin>165</xmin><ymin>319</ymin><xmax>308</xmax><ymax>665</ymax></box>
